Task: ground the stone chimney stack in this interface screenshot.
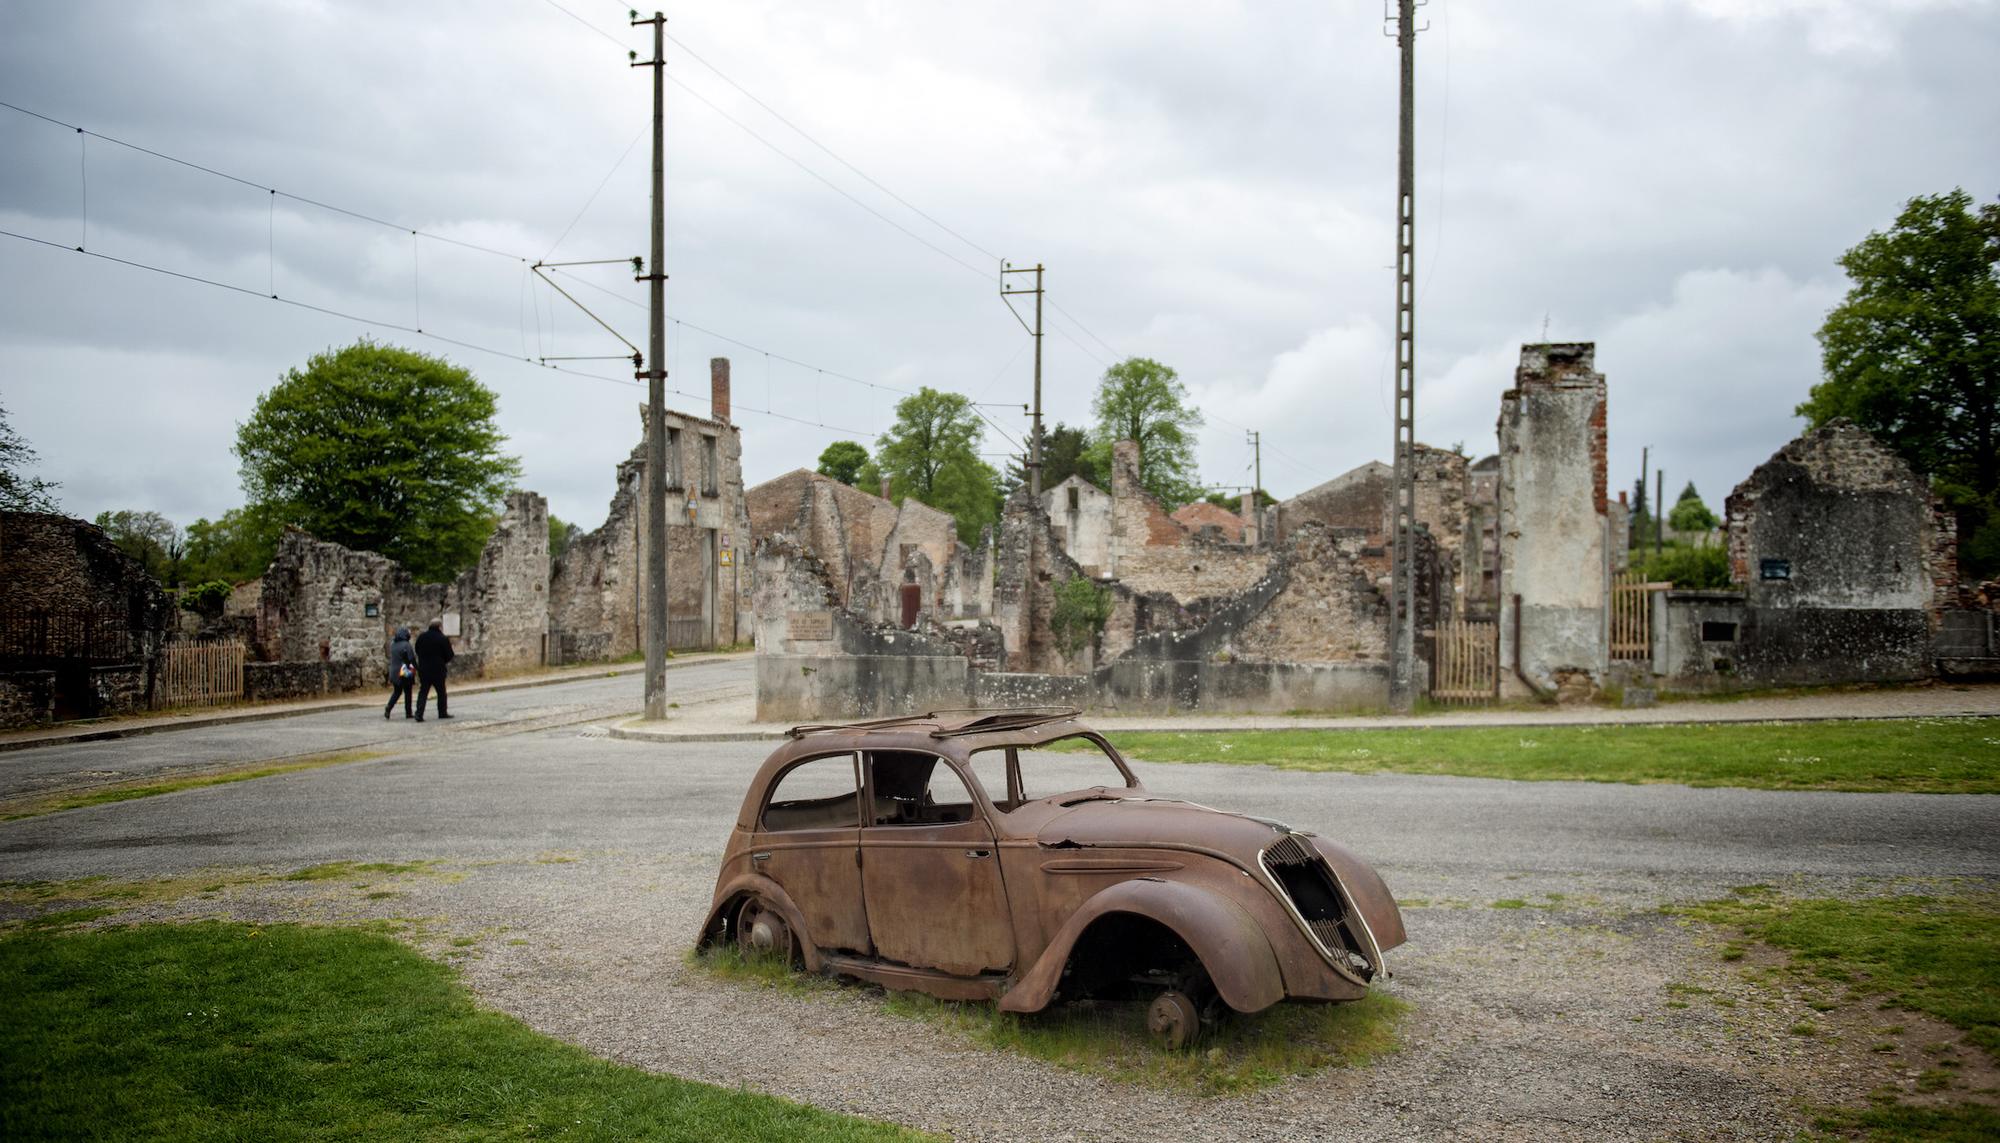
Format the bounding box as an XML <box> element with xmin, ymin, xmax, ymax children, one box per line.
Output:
<box><xmin>709</xmin><ymin>357</ymin><xmax>731</xmax><ymax>424</ymax></box>
<box><xmin>1111</xmin><ymin>440</ymin><xmax>1142</xmax><ymax>500</ymax></box>
<box><xmin>1241</xmin><ymin>492</ymin><xmax>1260</xmax><ymax>546</ymax></box>
<box><xmin>880</xmin><ymin>476</ymin><xmax>893</xmax><ymax>501</ymax></box>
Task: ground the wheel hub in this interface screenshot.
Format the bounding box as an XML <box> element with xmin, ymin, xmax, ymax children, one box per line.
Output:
<box><xmin>1146</xmin><ymin>989</ymin><xmax>1201</xmax><ymax>1050</ymax></box>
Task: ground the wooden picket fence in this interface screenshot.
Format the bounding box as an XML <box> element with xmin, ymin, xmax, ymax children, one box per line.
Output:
<box><xmin>1611</xmin><ymin>571</ymin><xmax>1671</xmax><ymax>661</ymax></box>
<box><xmin>153</xmin><ymin>638</ymin><xmax>246</xmax><ymax>709</ymax></box>
<box><xmin>1431</xmin><ymin>619</ymin><xmax>1498</xmax><ymax>703</ymax></box>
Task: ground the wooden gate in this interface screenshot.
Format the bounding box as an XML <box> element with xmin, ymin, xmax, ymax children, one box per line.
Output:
<box><xmin>1431</xmin><ymin>619</ymin><xmax>1498</xmax><ymax>703</ymax></box>
<box><xmin>1611</xmin><ymin>572</ymin><xmax>1671</xmax><ymax>661</ymax></box>
<box><xmin>153</xmin><ymin>638</ymin><xmax>245</xmax><ymax>709</ymax></box>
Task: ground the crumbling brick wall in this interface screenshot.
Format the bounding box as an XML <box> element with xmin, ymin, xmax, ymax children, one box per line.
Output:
<box><xmin>1106</xmin><ymin>441</ymin><xmax>1267</xmax><ymax>602</ymax></box>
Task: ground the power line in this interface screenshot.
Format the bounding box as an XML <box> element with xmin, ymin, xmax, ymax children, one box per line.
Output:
<box><xmin>544</xmin><ymin>121</ymin><xmax>646</xmax><ymax>259</ymax></box>
<box><xmin>0</xmin><ymin>226</ymin><xmax>877</xmax><ymax>438</ymax></box>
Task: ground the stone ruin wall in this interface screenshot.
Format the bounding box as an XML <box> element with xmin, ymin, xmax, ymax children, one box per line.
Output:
<box><xmin>1105</xmin><ymin>441</ymin><xmax>1267</xmax><ymax>602</ymax></box>
<box><xmin>1497</xmin><ymin>342</ymin><xmax>1610</xmax><ymax>695</ymax></box>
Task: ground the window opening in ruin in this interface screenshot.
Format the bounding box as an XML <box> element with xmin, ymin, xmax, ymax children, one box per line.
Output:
<box><xmin>1759</xmin><ymin>558</ymin><xmax>1791</xmax><ymax>581</ymax></box>
<box><xmin>760</xmin><ymin>753</ymin><xmax>859</xmax><ymax>832</ymax></box>
<box><xmin>665</xmin><ymin>426</ymin><xmax>683</xmax><ymax>489</ymax></box>
<box><xmin>701</xmin><ymin>434</ymin><xmax>718</xmax><ymax>496</ymax></box>
<box><xmin>1700</xmin><ymin>621</ymin><xmax>1738</xmax><ymax>643</ymax></box>
<box><xmin>1067</xmin><ymin>486</ymin><xmax>1079</xmax><ymax>511</ymax></box>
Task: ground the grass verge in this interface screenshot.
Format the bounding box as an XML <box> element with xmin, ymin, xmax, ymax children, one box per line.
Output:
<box><xmin>1</xmin><ymin>921</ymin><xmax>928</xmax><ymax>1141</ymax></box>
<box><xmin>1673</xmin><ymin>887</ymin><xmax>2000</xmax><ymax>1140</ymax></box>
<box><xmin>0</xmin><ymin>749</ymin><xmax>387</xmax><ymax>821</ymax></box>
<box><xmin>1096</xmin><ymin>718</ymin><xmax>2000</xmax><ymax>793</ymax></box>
<box><xmin>690</xmin><ymin>947</ymin><xmax>1404</xmax><ymax>1096</ymax></box>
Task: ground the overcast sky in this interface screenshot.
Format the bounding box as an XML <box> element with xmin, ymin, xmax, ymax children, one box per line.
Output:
<box><xmin>2</xmin><ymin>0</ymin><xmax>1995</xmax><ymax>536</ymax></box>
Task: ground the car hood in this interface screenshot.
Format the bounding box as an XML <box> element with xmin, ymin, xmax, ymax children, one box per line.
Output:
<box><xmin>1037</xmin><ymin>794</ymin><xmax>1293</xmax><ymax>857</ymax></box>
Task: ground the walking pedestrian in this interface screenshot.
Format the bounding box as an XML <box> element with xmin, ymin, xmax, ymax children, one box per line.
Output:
<box><xmin>414</xmin><ymin>618</ymin><xmax>455</xmax><ymax>721</ymax></box>
<box><xmin>384</xmin><ymin>626</ymin><xmax>418</xmax><ymax>719</ymax></box>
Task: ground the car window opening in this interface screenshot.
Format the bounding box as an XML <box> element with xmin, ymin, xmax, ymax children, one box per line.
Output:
<box><xmin>968</xmin><ymin>735</ymin><xmax>1135</xmax><ymax>812</ymax></box>
<box><xmin>760</xmin><ymin>753</ymin><xmax>860</xmax><ymax>831</ymax></box>
<box><xmin>867</xmin><ymin>751</ymin><xmax>977</xmax><ymax>826</ymax></box>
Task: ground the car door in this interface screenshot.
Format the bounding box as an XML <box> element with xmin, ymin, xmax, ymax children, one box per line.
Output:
<box><xmin>859</xmin><ymin>750</ymin><xmax>1015</xmax><ymax>976</ymax></box>
<box><xmin>751</xmin><ymin>752</ymin><xmax>870</xmax><ymax>956</ymax></box>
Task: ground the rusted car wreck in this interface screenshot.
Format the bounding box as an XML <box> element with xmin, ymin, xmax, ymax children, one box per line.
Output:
<box><xmin>699</xmin><ymin>709</ymin><xmax>1405</xmax><ymax>1046</ymax></box>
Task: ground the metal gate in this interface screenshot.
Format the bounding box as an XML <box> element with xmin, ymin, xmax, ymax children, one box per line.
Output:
<box><xmin>153</xmin><ymin>638</ymin><xmax>245</xmax><ymax>709</ymax></box>
<box><xmin>1431</xmin><ymin>619</ymin><xmax>1498</xmax><ymax>703</ymax></box>
<box><xmin>1611</xmin><ymin>571</ymin><xmax>1670</xmax><ymax>661</ymax></box>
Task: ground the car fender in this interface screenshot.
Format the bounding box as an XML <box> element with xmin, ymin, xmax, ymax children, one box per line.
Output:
<box><xmin>1309</xmin><ymin>836</ymin><xmax>1407</xmax><ymax>953</ymax></box>
<box><xmin>997</xmin><ymin>877</ymin><xmax>1286</xmax><ymax>1015</ymax></box>
<box><xmin>699</xmin><ymin>872</ymin><xmax>824</xmax><ymax>972</ymax></box>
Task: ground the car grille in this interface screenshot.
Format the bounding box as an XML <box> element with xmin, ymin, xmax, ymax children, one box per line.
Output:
<box><xmin>1261</xmin><ymin>833</ymin><xmax>1375</xmax><ymax>980</ymax></box>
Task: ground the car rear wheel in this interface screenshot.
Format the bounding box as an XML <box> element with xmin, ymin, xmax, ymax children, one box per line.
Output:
<box><xmin>735</xmin><ymin>895</ymin><xmax>793</xmax><ymax>963</ymax></box>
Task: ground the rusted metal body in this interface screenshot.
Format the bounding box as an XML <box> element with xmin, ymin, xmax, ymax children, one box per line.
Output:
<box><xmin>699</xmin><ymin>709</ymin><xmax>1406</xmax><ymax>1025</ymax></box>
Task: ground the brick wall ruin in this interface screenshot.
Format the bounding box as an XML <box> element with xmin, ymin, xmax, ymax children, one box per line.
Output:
<box><xmin>1497</xmin><ymin>342</ymin><xmax>1610</xmax><ymax>696</ymax></box>
<box><xmin>1106</xmin><ymin>441</ymin><xmax>1267</xmax><ymax>602</ymax></box>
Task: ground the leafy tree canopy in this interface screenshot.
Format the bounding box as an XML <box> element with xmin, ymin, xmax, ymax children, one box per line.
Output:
<box><xmin>815</xmin><ymin>440</ymin><xmax>870</xmax><ymax>486</ymax></box>
<box><xmin>873</xmin><ymin>387</ymin><xmax>1000</xmax><ymax>544</ymax></box>
<box><xmin>182</xmin><ymin>505</ymin><xmax>286</xmax><ymax>586</ymax></box>
<box><xmin>93</xmin><ymin>510</ymin><xmax>186</xmax><ymax>586</ymax></box>
<box><xmin>1004</xmin><ymin>422</ymin><xmax>1102</xmax><ymax>495</ymax></box>
<box><xmin>1205</xmin><ymin>489</ymin><xmax>1274</xmax><ymax>511</ymax></box>
<box><xmin>549</xmin><ymin>514</ymin><xmax>578</xmax><ymax>561</ymax></box>
<box><xmin>0</xmin><ymin>398</ymin><xmax>61</xmax><ymax>513</ymax></box>
<box><xmin>1668</xmin><ymin>482</ymin><xmax>1719</xmax><ymax>534</ymax></box>
<box><xmin>1800</xmin><ymin>189</ymin><xmax>1999</xmax><ymax>498</ymax></box>
<box><xmin>234</xmin><ymin>341</ymin><xmax>522</xmax><ymax>581</ymax></box>
<box><xmin>1087</xmin><ymin>357</ymin><xmax>1205</xmax><ymax>509</ymax></box>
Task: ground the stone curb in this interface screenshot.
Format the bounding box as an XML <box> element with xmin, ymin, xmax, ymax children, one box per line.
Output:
<box><xmin>0</xmin><ymin>653</ymin><xmax>748</xmax><ymax>754</ymax></box>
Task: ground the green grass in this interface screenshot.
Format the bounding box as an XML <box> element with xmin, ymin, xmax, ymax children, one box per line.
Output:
<box><xmin>0</xmin><ymin>922</ymin><xmax>927</xmax><ymax>1141</ymax></box>
<box><xmin>281</xmin><ymin>859</ymin><xmax>432</xmax><ymax>881</ymax></box>
<box><xmin>0</xmin><ymin>750</ymin><xmax>386</xmax><ymax>820</ymax></box>
<box><xmin>883</xmin><ymin>990</ymin><xmax>1407</xmax><ymax>1096</ymax></box>
<box><xmin>1808</xmin><ymin>1104</ymin><xmax>2000</xmax><ymax>1142</ymax></box>
<box><xmin>1674</xmin><ymin>889</ymin><xmax>2000</xmax><ymax>1054</ymax></box>
<box><xmin>1096</xmin><ymin>718</ymin><xmax>2000</xmax><ymax>793</ymax></box>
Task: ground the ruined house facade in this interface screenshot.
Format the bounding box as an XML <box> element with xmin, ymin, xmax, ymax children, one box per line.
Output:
<box><xmin>1040</xmin><ymin>475</ymin><xmax>1112</xmax><ymax>573</ymax></box>
<box><xmin>547</xmin><ymin>360</ymin><xmax>751</xmax><ymax>658</ymax></box>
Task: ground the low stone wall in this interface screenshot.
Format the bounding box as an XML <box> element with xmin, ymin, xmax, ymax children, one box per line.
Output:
<box><xmin>1097</xmin><ymin>659</ymin><xmax>1390</xmax><ymax>714</ymax></box>
<box><xmin>756</xmin><ymin>653</ymin><xmax>970</xmax><ymax>722</ymax></box>
<box><xmin>1656</xmin><ymin>590</ymin><xmax>1933</xmax><ymax>691</ymax></box>
<box><xmin>0</xmin><ymin>671</ymin><xmax>56</xmax><ymax>728</ymax></box>
<box><xmin>243</xmin><ymin>660</ymin><xmax>369</xmax><ymax>702</ymax></box>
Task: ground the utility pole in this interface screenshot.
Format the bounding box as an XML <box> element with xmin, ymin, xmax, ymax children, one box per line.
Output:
<box><xmin>1000</xmin><ymin>262</ymin><xmax>1045</xmax><ymax>496</ymax></box>
<box><xmin>1386</xmin><ymin>0</ymin><xmax>1423</xmax><ymax>712</ymax></box>
<box><xmin>1638</xmin><ymin>444</ymin><xmax>1650</xmax><ymax>545</ymax></box>
<box><xmin>632</xmin><ymin>10</ymin><xmax>670</xmax><ymax>720</ymax></box>
<box><xmin>1654</xmin><ymin>468</ymin><xmax>1665</xmax><ymax>556</ymax></box>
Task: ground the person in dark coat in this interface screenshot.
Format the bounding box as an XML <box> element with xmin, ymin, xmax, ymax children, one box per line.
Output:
<box><xmin>414</xmin><ymin>619</ymin><xmax>455</xmax><ymax>721</ymax></box>
<box><xmin>384</xmin><ymin>626</ymin><xmax>418</xmax><ymax>720</ymax></box>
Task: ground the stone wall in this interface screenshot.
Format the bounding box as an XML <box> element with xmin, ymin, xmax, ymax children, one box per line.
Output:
<box><xmin>1275</xmin><ymin>461</ymin><xmax>1393</xmax><ymax>541</ymax></box>
<box><xmin>1106</xmin><ymin>441</ymin><xmax>1267</xmax><ymax>602</ymax></box>
<box><xmin>0</xmin><ymin>511</ymin><xmax>173</xmax><ymax>723</ymax></box>
<box><xmin>1496</xmin><ymin>343</ymin><xmax>1610</xmax><ymax>696</ymax></box>
<box><xmin>257</xmin><ymin>491</ymin><xmax>551</xmax><ymax>681</ymax></box>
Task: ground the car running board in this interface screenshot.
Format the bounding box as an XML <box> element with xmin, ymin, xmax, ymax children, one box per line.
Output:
<box><xmin>818</xmin><ymin>954</ymin><xmax>1009</xmax><ymax>1001</ymax></box>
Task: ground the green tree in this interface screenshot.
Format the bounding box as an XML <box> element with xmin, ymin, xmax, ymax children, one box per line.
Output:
<box><xmin>0</xmin><ymin>398</ymin><xmax>60</xmax><ymax>513</ymax></box>
<box><xmin>1003</xmin><ymin>422</ymin><xmax>1102</xmax><ymax>495</ymax></box>
<box><xmin>1205</xmin><ymin>489</ymin><xmax>1274</xmax><ymax>511</ymax></box>
<box><xmin>549</xmin><ymin>513</ymin><xmax>578</xmax><ymax>561</ymax></box>
<box><xmin>1087</xmin><ymin>357</ymin><xmax>1204</xmax><ymax>508</ymax></box>
<box><xmin>815</xmin><ymin>440</ymin><xmax>870</xmax><ymax>486</ymax></box>
<box><xmin>93</xmin><ymin>510</ymin><xmax>186</xmax><ymax>586</ymax></box>
<box><xmin>234</xmin><ymin>342</ymin><xmax>522</xmax><ymax>581</ymax></box>
<box><xmin>182</xmin><ymin>505</ymin><xmax>285</xmax><ymax>585</ymax></box>
<box><xmin>1667</xmin><ymin>482</ymin><xmax>1718</xmax><ymax>534</ymax></box>
<box><xmin>1799</xmin><ymin>189</ymin><xmax>2000</xmax><ymax>573</ymax></box>
<box><xmin>874</xmin><ymin>387</ymin><xmax>1000</xmax><ymax>543</ymax></box>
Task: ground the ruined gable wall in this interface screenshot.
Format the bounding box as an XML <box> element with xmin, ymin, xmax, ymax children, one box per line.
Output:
<box><xmin>879</xmin><ymin>497</ymin><xmax>959</xmax><ymax>587</ymax></box>
<box><xmin>1497</xmin><ymin>343</ymin><xmax>1609</xmax><ymax>692</ymax></box>
<box><xmin>1040</xmin><ymin>476</ymin><xmax>1113</xmax><ymax>572</ymax></box>
<box><xmin>457</xmin><ymin>492</ymin><xmax>549</xmax><ymax>673</ymax></box>
<box><xmin>259</xmin><ymin>530</ymin><xmax>405</xmax><ymax>664</ymax></box>
<box><xmin>548</xmin><ymin>448</ymin><xmax>644</xmax><ymax>659</ymax></box>
<box><xmin>1107</xmin><ymin>441</ymin><xmax>1268</xmax><ymax>602</ymax></box>
<box><xmin>1173</xmin><ymin>501</ymin><xmax>1245</xmax><ymax>542</ymax></box>
<box><xmin>1275</xmin><ymin>461</ymin><xmax>1392</xmax><ymax>542</ymax></box>
<box><xmin>1233</xmin><ymin>527</ymin><xmax>1389</xmax><ymax>663</ymax></box>
<box><xmin>1725</xmin><ymin>419</ymin><xmax>1940</xmax><ymax>612</ymax></box>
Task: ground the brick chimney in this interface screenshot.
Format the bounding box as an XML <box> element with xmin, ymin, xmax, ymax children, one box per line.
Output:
<box><xmin>709</xmin><ymin>357</ymin><xmax>730</xmax><ymax>424</ymax></box>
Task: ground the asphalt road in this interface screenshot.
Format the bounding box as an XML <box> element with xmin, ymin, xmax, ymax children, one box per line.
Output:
<box><xmin>0</xmin><ymin>657</ymin><xmax>748</xmax><ymax>805</ymax></box>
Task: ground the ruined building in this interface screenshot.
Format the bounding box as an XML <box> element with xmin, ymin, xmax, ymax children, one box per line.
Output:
<box><xmin>548</xmin><ymin>359</ymin><xmax>752</xmax><ymax>658</ymax></box>
<box><xmin>0</xmin><ymin>511</ymin><xmax>173</xmax><ymax>723</ymax></box>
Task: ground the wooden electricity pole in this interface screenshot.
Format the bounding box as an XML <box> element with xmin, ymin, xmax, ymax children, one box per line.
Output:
<box><xmin>632</xmin><ymin>10</ymin><xmax>670</xmax><ymax>720</ymax></box>
<box><xmin>1387</xmin><ymin>0</ymin><xmax>1422</xmax><ymax>712</ymax></box>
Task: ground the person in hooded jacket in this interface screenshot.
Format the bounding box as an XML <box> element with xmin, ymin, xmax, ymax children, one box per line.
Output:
<box><xmin>385</xmin><ymin>626</ymin><xmax>418</xmax><ymax>719</ymax></box>
<box><xmin>414</xmin><ymin>619</ymin><xmax>455</xmax><ymax>721</ymax></box>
